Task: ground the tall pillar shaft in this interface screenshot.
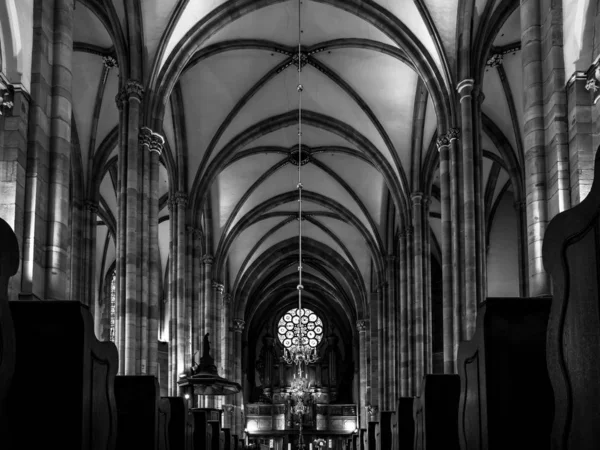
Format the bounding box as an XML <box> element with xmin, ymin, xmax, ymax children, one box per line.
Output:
<box><xmin>457</xmin><ymin>80</ymin><xmax>478</xmax><ymax>339</ymax></box>
<box><xmin>411</xmin><ymin>193</ymin><xmax>425</xmax><ymax>393</ymax></box>
<box><xmin>45</xmin><ymin>0</ymin><xmax>74</xmax><ymax>300</ymax></box>
<box><xmin>569</xmin><ymin>72</ymin><xmax>594</xmax><ymax>204</ymax></box>
<box><xmin>437</xmin><ymin>135</ymin><xmax>454</xmax><ymax>373</ymax></box>
<box><xmin>405</xmin><ymin>227</ymin><xmax>415</xmax><ymax>395</ymax></box>
<box><xmin>147</xmin><ymin>131</ymin><xmax>163</xmax><ymax>376</ymax></box>
<box><xmin>385</xmin><ymin>256</ymin><xmax>397</xmax><ymax>407</ymax></box>
<box><xmin>357</xmin><ymin>320</ymin><xmax>368</xmax><ymax>429</ymax></box>
<box><xmin>521</xmin><ymin>0</ymin><xmax>551</xmax><ymax>296</ymax></box>
<box><xmin>449</xmin><ymin>133</ymin><xmax>463</xmax><ymax>358</ymax></box>
<box><xmin>0</xmin><ymin>85</ymin><xmax>29</xmax><ymax>301</ymax></box>
<box><xmin>175</xmin><ymin>192</ymin><xmax>188</xmax><ymax>381</ymax></box>
<box><xmin>123</xmin><ymin>80</ymin><xmax>143</xmax><ymax>375</ymax></box>
<box><xmin>398</xmin><ymin>231</ymin><xmax>409</xmax><ymax>396</ymax></box>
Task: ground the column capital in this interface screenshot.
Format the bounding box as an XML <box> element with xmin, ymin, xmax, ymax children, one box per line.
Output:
<box><xmin>84</xmin><ymin>199</ymin><xmax>99</xmax><ymax>213</ymax></box>
<box><xmin>402</xmin><ymin>226</ymin><xmax>414</xmax><ymax>238</ymax></box>
<box><xmin>356</xmin><ymin>320</ymin><xmax>368</xmax><ymax>332</ymax></box>
<box><xmin>212</xmin><ymin>281</ymin><xmax>225</xmax><ymax>293</ymax></box>
<box><xmin>436</xmin><ymin>134</ymin><xmax>450</xmax><ymax>152</ymax></box>
<box><xmin>149</xmin><ymin>132</ymin><xmax>165</xmax><ymax>154</ymax></box>
<box><xmin>447</xmin><ymin>128</ymin><xmax>460</xmax><ymax>142</ymax></box>
<box><xmin>457</xmin><ymin>79</ymin><xmax>475</xmax><ymax>101</ymax></box>
<box><xmin>411</xmin><ymin>192</ymin><xmax>425</xmax><ymax>205</ymax></box>
<box><xmin>513</xmin><ymin>200</ymin><xmax>526</xmax><ymax>211</ymax></box>
<box><xmin>585</xmin><ymin>60</ymin><xmax>600</xmax><ymax>103</ymax></box>
<box><xmin>187</xmin><ymin>227</ymin><xmax>202</xmax><ymax>239</ymax></box>
<box><xmin>117</xmin><ymin>79</ymin><xmax>144</xmax><ymax>105</ymax></box>
<box><xmin>174</xmin><ymin>191</ymin><xmax>188</xmax><ymax>207</ymax></box>
<box><xmin>486</xmin><ymin>53</ymin><xmax>503</xmax><ymax>68</ymax></box>
<box><xmin>385</xmin><ymin>255</ymin><xmax>397</xmax><ymax>264</ymax></box>
<box><xmin>376</xmin><ymin>281</ymin><xmax>389</xmax><ymax>293</ymax></box>
<box><xmin>223</xmin><ymin>293</ymin><xmax>232</xmax><ymax>304</ymax></box>
<box><xmin>0</xmin><ymin>80</ymin><xmax>14</xmax><ymax>116</ymax></box>
<box><xmin>102</xmin><ymin>55</ymin><xmax>118</xmax><ymax>69</ymax></box>
<box><xmin>366</xmin><ymin>405</ymin><xmax>379</xmax><ymax>416</ymax></box>
<box><xmin>223</xmin><ymin>404</ymin><xmax>235</xmax><ymax>413</ymax></box>
<box><xmin>233</xmin><ymin>318</ymin><xmax>245</xmax><ymax>332</ymax></box>
<box><xmin>139</xmin><ymin>126</ymin><xmax>152</xmax><ymax>149</ymax></box>
<box><xmin>202</xmin><ymin>254</ymin><xmax>214</xmax><ymax>265</ymax></box>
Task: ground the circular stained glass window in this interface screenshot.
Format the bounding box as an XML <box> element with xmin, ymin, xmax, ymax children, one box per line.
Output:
<box><xmin>277</xmin><ymin>307</ymin><xmax>324</xmax><ymax>349</ymax></box>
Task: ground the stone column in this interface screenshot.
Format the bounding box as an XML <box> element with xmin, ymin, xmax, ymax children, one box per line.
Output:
<box><xmin>0</xmin><ymin>82</ymin><xmax>28</xmax><ymax>301</ymax></box>
<box><xmin>123</xmin><ymin>79</ymin><xmax>144</xmax><ymax>375</ymax></box>
<box><xmin>232</xmin><ymin>319</ymin><xmax>245</xmax><ymax>437</ymax></box>
<box><xmin>514</xmin><ymin>201</ymin><xmax>529</xmax><ymax>297</ymax></box>
<box><xmin>148</xmin><ymin>130</ymin><xmax>164</xmax><ymax>376</ymax></box>
<box><xmin>521</xmin><ymin>0</ymin><xmax>551</xmax><ymax>297</ymax></box>
<box><xmin>588</xmin><ymin>64</ymin><xmax>600</xmax><ymax>153</ymax></box>
<box><xmin>411</xmin><ymin>193</ymin><xmax>425</xmax><ymax>394</ymax></box>
<box><xmin>83</xmin><ymin>200</ymin><xmax>98</xmax><ymax>308</ymax></box>
<box><xmin>398</xmin><ymin>231</ymin><xmax>409</xmax><ymax>396</ymax></box>
<box><xmin>185</xmin><ymin>227</ymin><xmax>194</xmax><ymax>369</ymax></box>
<box><xmin>114</xmin><ymin>89</ymin><xmax>127</xmax><ymax>374</ymax></box>
<box><xmin>168</xmin><ymin>198</ymin><xmax>177</xmax><ymax>394</ymax></box>
<box><xmin>457</xmin><ymin>79</ymin><xmax>478</xmax><ymax>339</ymax></box>
<box><xmin>212</xmin><ymin>281</ymin><xmax>224</xmax><ymax>369</ymax></box>
<box><xmin>356</xmin><ymin>320</ymin><xmax>368</xmax><ymax>429</ymax></box>
<box><xmin>139</xmin><ymin>127</ymin><xmax>151</xmax><ymax>374</ymax></box>
<box><xmin>405</xmin><ymin>226</ymin><xmax>415</xmax><ymax>395</ymax></box>
<box><xmin>376</xmin><ymin>281</ymin><xmax>387</xmax><ymax>409</ymax></box>
<box><xmin>222</xmin><ymin>293</ymin><xmax>232</xmax><ymax>378</ymax></box>
<box><xmin>385</xmin><ymin>255</ymin><xmax>397</xmax><ymax>406</ymax></box>
<box><xmin>449</xmin><ymin>129</ymin><xmax>463</xmax><ymax>357</ymax></box>
<box><xmin>191</xmin><ymin>229</ymin><xmax>203</xmax><ymax>359</ymax></box>
<box><xmin>22</xmin><ymin>1</ymin><xmax>53</xmax><ymax>301</ymax></box>
<box><xmin>567</xmin><ymin>71</ymin><xmax>593</xmax><ymax>204</ymax></box>
<box><xmin>175</xmin><ymin>192</ymin><xmax>188</xmax><ymax>381</ymax></box>
<box><xmin>45</xmin><ymin>0</ymin><xmax>74</xmax><ymax>300</ymax></box>
<box><xmin>437</xmin><ymin>133</ymin><xmax>454</xmax><ymax>373</ymax></box>
<box><xmin>201</xmin><ymin>255</ymin><xmax>214</xmax><ymax>337</ymax></box>
<box><xmin>541</xmin><ymin>1</ymin><xmax>570</xmax><ymax>218</ymax></box>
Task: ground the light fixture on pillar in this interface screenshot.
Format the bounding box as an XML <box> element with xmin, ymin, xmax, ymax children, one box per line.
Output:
<box><xmin>281</xmin><ymin>0</ymin><xmax>319</xmax><ymax>370</ymax></box>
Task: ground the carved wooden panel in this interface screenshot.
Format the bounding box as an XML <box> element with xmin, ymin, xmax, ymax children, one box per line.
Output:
<box><xmin>544</xmin><ymin>170</ymin><xmax>600</xmax><ymax>450</ymax></box>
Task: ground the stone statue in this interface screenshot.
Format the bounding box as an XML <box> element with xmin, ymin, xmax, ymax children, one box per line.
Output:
<box><xmin>203</xmin><ymin>333</ymin><xmax>211</xmax><ymax>357</ymax></box>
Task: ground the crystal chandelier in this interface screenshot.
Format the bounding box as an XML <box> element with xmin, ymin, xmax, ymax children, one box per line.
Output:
<box><xmin>281</xmin><ymin>0</ymin><xmax>319</xmax><ymax>369</ymax></box>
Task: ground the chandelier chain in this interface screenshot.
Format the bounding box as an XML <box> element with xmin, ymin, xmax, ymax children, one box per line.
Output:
<box><xmin>297</xmin><ymin>0</ymin><xmax>303</xmax><ymax>311</ymax></box>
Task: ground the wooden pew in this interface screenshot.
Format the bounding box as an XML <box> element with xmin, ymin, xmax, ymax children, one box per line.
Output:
<box><xmin>5</xmin><ymin>301</ymin><xmax>118</xmax><ymax>450</ymax></box>
<box><xmin>457</xmin><ymin>297</ymin><xmax>553</xmax><ymax>450</ymax></box>
<box><xmin>165</xmin><ymin>397</ymin><xmax>193</xmax><ymax>450</ymax></box>
<box><xmin>413</xmin><ymin>374</ymin><xmax>460</xmax><ymax>450</ymax></box>
<box><xmin>158</xmin><ymin>398</ymin><xmax>172</xmax><ymax>450</ymax></box>
<box><xmin>390</xmin><ymin>398</ymin><xmax>414</xmax><ymax>449</ymax></box>
<box><xmin>115</xmin><ymin>375</ymin><xmax>160</xmax><ymax>450</ymax></box>
<box><xmin>378</xmin><ymin>411</ymin><xmax>394</xmax><ymax>450</ymax></box>
<box><xmin>543</xmin><ymin>148</ymin><xmax>600</xmax><ymax>449</ymax></box>
<box><xmin>0</xmin><ymin>218</ymin><xmax>19</xmax><ymax>443</ymax></box>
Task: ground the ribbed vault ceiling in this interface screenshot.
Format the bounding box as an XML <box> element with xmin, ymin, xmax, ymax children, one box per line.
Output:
<box><xmin>70</xmin><ymin>0</ymin><xmax>524</xmax><ymax>329</ymax></box>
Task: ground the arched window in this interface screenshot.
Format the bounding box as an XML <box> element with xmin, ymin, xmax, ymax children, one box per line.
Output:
<box><xmin>277</xmin><ymin>307</ymin><xmax>323</xmax><ymax>349</ymax></box>
<box><xmin>109</xmin><ymin>268</ymin><xmax>116</xmax><ymax>342</ymax></box>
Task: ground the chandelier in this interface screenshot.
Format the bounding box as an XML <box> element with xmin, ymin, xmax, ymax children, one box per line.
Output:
<box><xmin>281</xmin><ymin>0</ymin><xmax>319</xmax><ymax>369</ymax></box>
